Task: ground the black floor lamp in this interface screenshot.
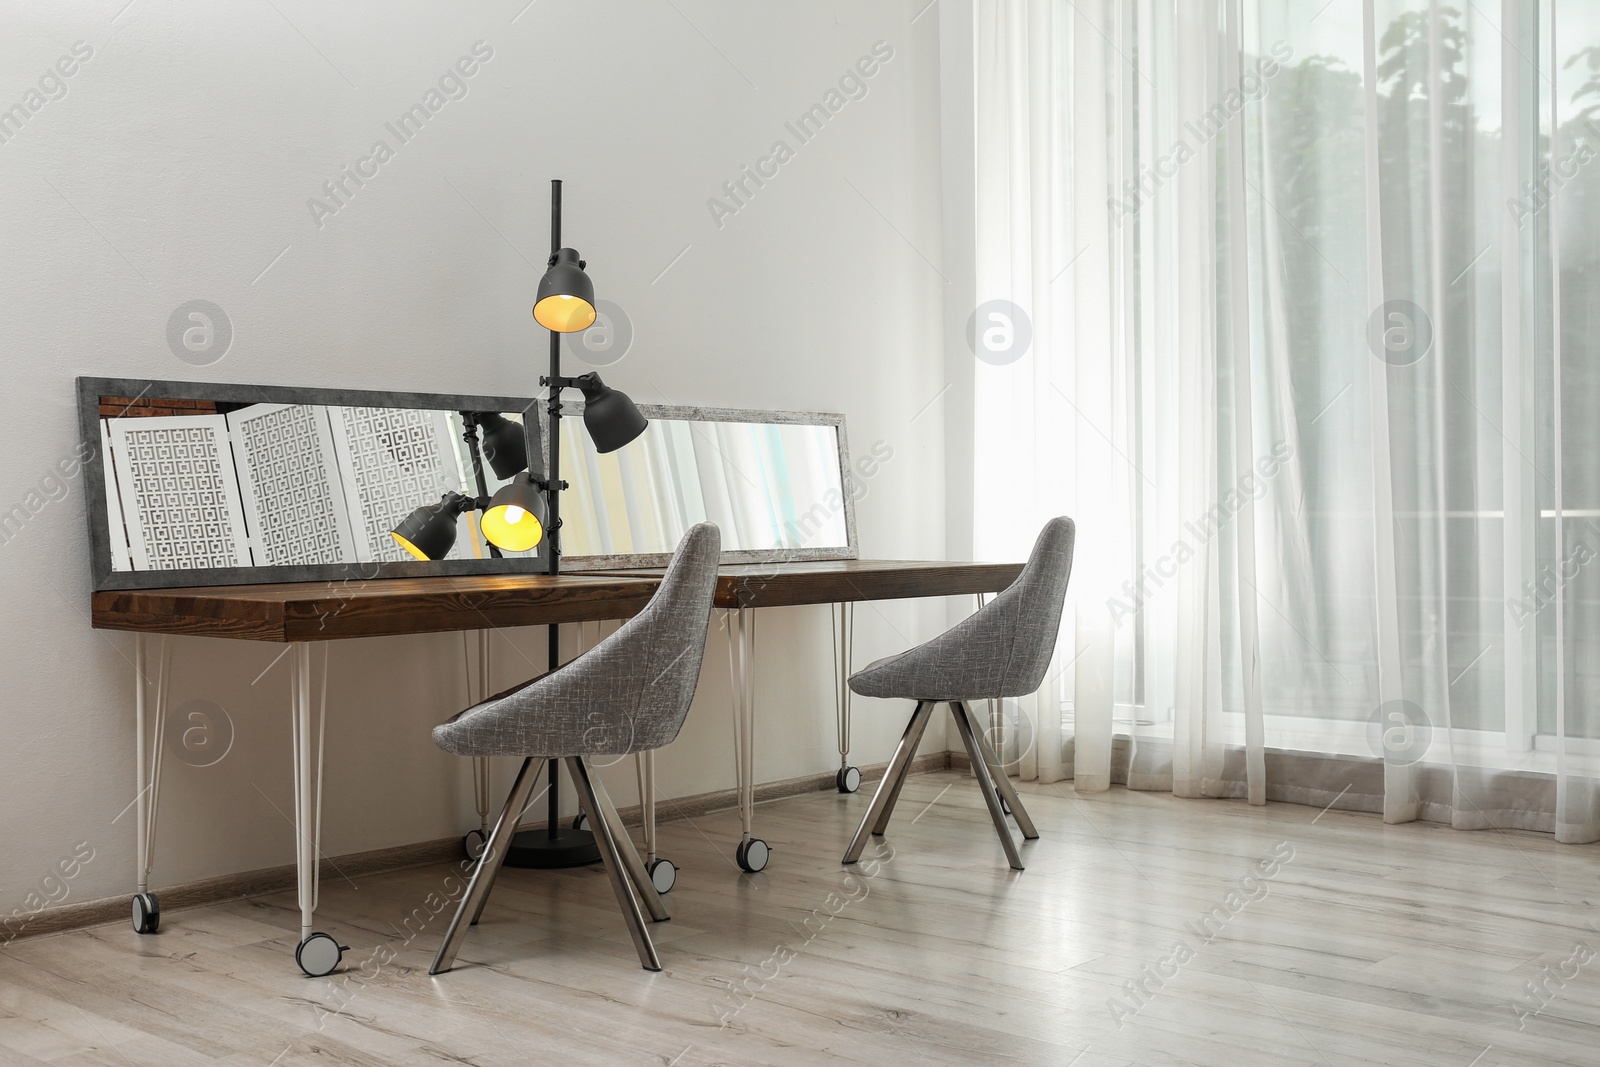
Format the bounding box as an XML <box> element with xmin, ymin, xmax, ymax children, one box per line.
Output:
<box><xmin>507</xmin><ymin>178</ymin><xmax>648</xmax><ymax>868</ymax></box>
<box><xmin>390</xmin><ymin>179</ymin><xmax>648</xmax><ymax>869</ymax></box>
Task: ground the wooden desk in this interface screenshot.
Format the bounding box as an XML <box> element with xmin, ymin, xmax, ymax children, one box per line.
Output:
<box><xmin>90</xmin><ymin>560</ymin><xmax>1021</xmax><ymax>970</ymax></box>
<box><xmin>92</xmin><ymin>573</ymin><xmax>661</xmax><ymax>975</ymax></box>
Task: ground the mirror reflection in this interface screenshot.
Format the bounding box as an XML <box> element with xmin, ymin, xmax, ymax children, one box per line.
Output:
<box><xmin>558</xmin><ymin>413</ymin><xmax>851</xmax><ymax>560</ymax></box>
<box><xmin>96</xmin><ymin>395</ymin><xmax>535</xmax><ymax>572</ymax></box>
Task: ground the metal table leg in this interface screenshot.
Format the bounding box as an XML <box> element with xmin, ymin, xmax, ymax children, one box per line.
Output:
<box><xmin>725</xmin><ymin>608</ymin><xmax>768</xmax><ymax>873</ymax></box>
<box><xmin>130</xmin><ymin>634</ymin><xmax>171</xmax><ymax>935</ymax></box>
<box><xmin>289</xmin><ymin>643</ymin><xmax>345</xmax><ymax>977</ymax></box>
<box><xmin>634</xmin><ymin>749</ymin><xmax>676</xmax><ymax>891</ymax></box>
<box><xmin>464</xmin><ymin>632</ymin><xmax>492</xmax><ymax>860</ymax></box>
<box><xmin>831</xmin><ymin>602</ymin><xmax>860</xmax><ymax>793</ymax></box>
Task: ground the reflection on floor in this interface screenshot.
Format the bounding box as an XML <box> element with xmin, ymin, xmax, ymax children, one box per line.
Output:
<box><xmin>1</xmin><ymin>770</ymin><xmax>1595</xmax><ymax>1066</ymax></box>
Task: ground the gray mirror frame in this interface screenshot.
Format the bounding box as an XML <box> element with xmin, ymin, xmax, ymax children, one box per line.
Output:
<box><xmin>550</xmin><ymin>403</ymin><xmax>860</xmax><ymax>571</ymax></box>
<box><xmin>78</xmin><ymin>377</ymin><xmax>546</xmax><ymax>590</ymax></box>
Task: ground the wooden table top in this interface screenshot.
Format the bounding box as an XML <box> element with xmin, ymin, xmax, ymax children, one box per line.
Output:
<box><xmin>90</xmin><ymin>574</ymin><xmax>662</xmax><ymax>643</ymax></box>
<box><xmin>89</xmin><ymin>560</ymin><xmax>1024</xmax><ymax>641</ymax></box>
<box><xmin>595</xmin><ymin>559</ymin><xmax>1025</xmax><ymax>609</ymax></box>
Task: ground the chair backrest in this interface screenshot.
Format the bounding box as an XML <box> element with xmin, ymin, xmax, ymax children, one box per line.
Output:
<box><xmin>989</xmin><ymin>516</ymin><xmax>1076</xmax><ymax>695</ymax></box>
<box><xmin>431</xmin><ymin>523</ymin><xmax>721</xmax><ymax>760</ymax></box>
<box><xmin>621</xmin><ymin>521</ymin><xmax>722</xmax><ymax>750</ymax></box>
<box><xmin>851</xmin><ymin>516</ymin><xmax>1074</xmax><ymax>702</ymax></box>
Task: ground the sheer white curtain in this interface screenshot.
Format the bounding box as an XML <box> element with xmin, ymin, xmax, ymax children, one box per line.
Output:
<box><xmin>973</xmin><ymin>0</ymin><xmax>1600</xmax><ymax>842</ymax></box>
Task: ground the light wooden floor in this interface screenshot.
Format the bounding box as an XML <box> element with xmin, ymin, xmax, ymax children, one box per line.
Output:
<box><xmin>2</xmin><ymin>770</ymin><xmax>1597</xmax><ymax>1066</ymax></box>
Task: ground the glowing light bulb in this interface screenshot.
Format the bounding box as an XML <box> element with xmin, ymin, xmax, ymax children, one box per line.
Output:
<box><xmin>504</xmin><ymin>505</ymin><xmax>526</xmax><ymax>524</ymax></box>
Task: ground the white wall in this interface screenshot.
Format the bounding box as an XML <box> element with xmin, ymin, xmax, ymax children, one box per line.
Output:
<box><xmin>0</xmin><ymin>0</ymin><xmax>964</xmax><ymax>910</ymax></box>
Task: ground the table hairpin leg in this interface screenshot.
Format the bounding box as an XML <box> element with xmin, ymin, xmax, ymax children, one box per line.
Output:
<box><xmin>289</xmin><ymin>643</ymin><xmax>345</xmax><ymax>977</ymax></box>
<box><xmin>725</xmin><ymin>608</ymin><xmax>769</xmax><ymax>873</ymax></box>
<box><xmin>463</xmin><ymin>631</ymin><xmax>493</xmax><ymax>861</ymax></box>
<box><xmin>130</xmin><ymin>633</ymin><xmax>172</xmax><ymax>935</ymax></box>
<box><xmin>831</xmin><ymin>602</ymin><xmax>860</xmax><ymax>793</ymax></box>
<box><xmin>634</xmin><ymin>749</ymin><xmax>676</xmax><ymax>892</ymax></box>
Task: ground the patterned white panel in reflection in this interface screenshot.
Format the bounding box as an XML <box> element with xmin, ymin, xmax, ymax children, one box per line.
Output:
<box><xmin>107</xmin><ymin>416</ymin><xmax>250</xmax><ymax>571</ymax></box>
<box><xmin>331</xmin><ymin>406</ymin><xmax>462</xmax><ymax>561</ymax></box>
<box><xmin>100</xmin><ymin>421</ymin><xmax>132</xmax><ymax>572</ymax></box>
<box><xmin>227</xmin><ymin>404</ymin><xmax>355</xmax><ymax>567</ymax></box>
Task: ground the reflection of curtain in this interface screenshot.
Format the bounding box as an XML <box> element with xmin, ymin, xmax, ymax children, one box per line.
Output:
<box><xmin>974</xmin><ymin>0</ymin><xmax>1600</xmax><ymax>842</ymax></box>
<box><xmin>558</xmin><ymin>419</ymin><xmax>849</xmax><ymax>556</ymax></box>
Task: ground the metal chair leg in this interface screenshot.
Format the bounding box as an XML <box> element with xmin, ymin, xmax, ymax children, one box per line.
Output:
<box><xmin>952</xmin><ymin>700</ymin><xmax>1039</xmax><ymax>840</ymax></box>
<box><xmin>568</xmin><ymin>758</ymin><xmax>662</xmax><ymax>972</ymax></box>
<box><xmin>843</xmin><ymin>701</ymin><xmax>934</xmax><ymax>864</ymax></box>
<box><xmin>431</xmin><ymin>757</ymin><xmax>542</xmax><ymax>975</ymax></box>
<box><xmin>871</xmin><ymin>700</ymin><xmax>937</xmax><ymax>835</ymax></box>
<box><xmin>469</xmin><ymin>760</ymin><xmax>545</xmax><ymax>926</ymax></box>
<box><xmin>585</xmin><ymin>761</ymin><xmax>669</xmax><ymax>922</ymax></box>
<box><xmin>950</xmin><ymin>704</ymin><xmax>1025</xmax><ymax>870</ymax></box>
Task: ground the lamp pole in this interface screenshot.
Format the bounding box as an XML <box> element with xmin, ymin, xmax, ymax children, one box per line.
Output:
<box><xmin>502</xmin><ymin>178</ymin><xmax>601</xmax><ymax>869</ymax></box>
<box><xmin>546</xmin><ymin>178</ymin><xmax>564</xmax><ymax>588</ymax></box>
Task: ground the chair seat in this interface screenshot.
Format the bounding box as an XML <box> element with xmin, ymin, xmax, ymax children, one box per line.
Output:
<box><xmin>431</xmin><ymin>659</ymin><xmax>639</xmax><ymax>758</ymax></box>
<box><xmin>849</xmin><ymin>652</ymin><xmax>993</xmax><ymax>702</ymax></box>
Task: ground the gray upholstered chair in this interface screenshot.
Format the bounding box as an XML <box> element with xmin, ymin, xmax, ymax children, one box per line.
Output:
<box><xmin>842</xmin><ymin>516</ymin><xmax>1075</xmax><ymax>871</ymax></box>
<box><xmin>429</xmin><ymin>522</ymin><xmax>721</xmax><ymax>974</ymax></box>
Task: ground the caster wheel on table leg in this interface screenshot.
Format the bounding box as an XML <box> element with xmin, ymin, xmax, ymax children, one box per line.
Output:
<box><xmin>647</xmin><ymin>859</ymin><xmax>677</xmax><ymax>894</ymax></box>
<box><xmin>296</xmin><ymin>932</ymin><xmax>348</xmax><ymax>977</ymax></box>
<box><xmin>572</xmin><ymin>813</ymin><xmax>589</xmax><ymax>831</ymax></box>
<box><xmin>835</xmin><ymin>766</ymin><xmax>861</xmax><ymax>794</ymax></box>
<box><xmin>1001</xmin><ymin>797</ymin><xmax>1011</xmax><ymax>816</ymax></box>
<box><xmin>463</xmin><ymin>828</ymin><xmax>487</xmax><ymax>860</ymax></box>
<box><xmin>735</xmin><ymin>838</ymin><xmax>770</xmax><ymax>873</ymax></box>
<box><xmin>131</xmin><ymin>893</ymin><xmax>160</xmax><ymax>934</ymax></box>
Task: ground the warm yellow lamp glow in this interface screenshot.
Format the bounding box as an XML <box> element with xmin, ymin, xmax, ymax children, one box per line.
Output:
<box><xmin>481</xmin><ymin>500</ymin><xmax>545</xmax><ymax>552</ymax></box>
<box><xmin>391</xmin><ymin>531</ymin><xmax>432</xmax><ymax>561</ymax></box>
<box><xmin>533</xmin><ymin>294</ymin><xmax>597</xmax><ymax>333</ymax></box>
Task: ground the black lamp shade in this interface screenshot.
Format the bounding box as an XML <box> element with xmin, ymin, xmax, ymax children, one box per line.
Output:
<box><xmin>576</xmin><ymin>373</ymin><xmax>648</xmax><ymax>453</ymax></box>
<box><xmin>477</xmin><ymin>412</ymin><xmax>529</xmax><ymax>479</ymax></box>
<box><xmin>533</xmin><ymin>248</ymin><xmax>597</xmax><ymax>333</ymax></box>
<box><xmin>391</xmin><ymin>493</ymin><xmax>467</xmax><ymax>561</ymax></box>
<box><xmin>481</xmin><ymin>477</ymin><xmax>547</xmax><ymax>552</ymax></box>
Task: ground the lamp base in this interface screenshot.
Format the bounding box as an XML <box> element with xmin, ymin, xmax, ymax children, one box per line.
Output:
<box><xmin>503</xmin><ymin>827</ymin><xmax>601</xmax><ymax>868</ymax></box>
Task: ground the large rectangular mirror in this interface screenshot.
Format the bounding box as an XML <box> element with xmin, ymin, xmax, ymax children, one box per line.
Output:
<box><xmin>553</xmin><ymin>405</ymin><xmax>859</xmax><ymax>569</ymax></box>
<box><xmin>79</xmin><ymin>378</ymin><xmax>545</xmax><ymax>589</ymax></box>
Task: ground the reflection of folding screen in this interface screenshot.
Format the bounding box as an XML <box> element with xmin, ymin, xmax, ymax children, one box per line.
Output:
<box><xmin>226</xmin><ymin>404</ymin><xmax>356</xmax><ymax>567</ymax></box>
<box><xmin>100</xmin><ymin>422</ymin><xmax>132</xmax><ymax>572</ymax></box>
<box><xmin>329</xmin><ymin>406</ymin><xmax>463</xmax><ymax>562</ymax></box>
<box><xmin>106</xmin><ymin>416</ymin><xmax>251</xmax><ymax>570</ymax></box>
